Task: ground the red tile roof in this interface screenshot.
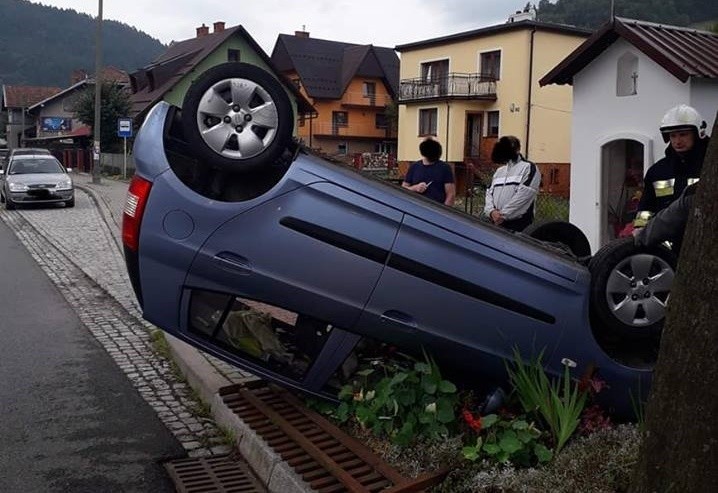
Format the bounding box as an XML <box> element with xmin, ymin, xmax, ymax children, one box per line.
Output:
<box><xmin>541</xmin><ymin>17</ymin><xmax>718</xmax><ymax>86</ymax></box>
<box><xmin>2</xmin><ymin>85</ymin><xmax>62</xmax><ymax>108</ymax></box>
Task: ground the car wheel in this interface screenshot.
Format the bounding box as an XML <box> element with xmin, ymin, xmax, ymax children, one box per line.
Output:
<box><xmin>65</xmin><ymin>198</ymin><xmax>75</xmax><ymax>208</ymax></box>
<box><xmin>589</xmin><ymin>238</ymin><xmax>676</xmax><ymax>340</ymax></box>
<box><xmin>181</xmin><ymin>62</ymin><xmax>294</xmax><ymax>173</ymax></box>
<box><xmin>523</xmin><ymin>220</ymin><xmax>592</xmax><ymax>258</ymax></box>
<box><xmin>5</xmin><ymin>197</ymin><xmax>16</xmax><ymax>210</ymax></box>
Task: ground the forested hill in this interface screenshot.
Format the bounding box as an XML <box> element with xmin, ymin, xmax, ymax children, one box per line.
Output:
<box><xmin>0</xmin><ymin>0</ymin><xmax>166</xmax><ymax>87</ymax></box>
<box><xmin>536</xmin><ymin>0</ymin><xmax>718</xmax><ymax>30</ymax></box>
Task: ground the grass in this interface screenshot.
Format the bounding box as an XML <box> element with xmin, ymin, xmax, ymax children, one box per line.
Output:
<box><xmin>150</xmin><ymin>329</ymin><xmax>186</xmax><ymax>382</ymax></box>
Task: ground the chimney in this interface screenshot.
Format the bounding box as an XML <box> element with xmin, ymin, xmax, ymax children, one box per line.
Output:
<box><xmin>213</xmin><ymin>21</ymin><xmax>225</xmax><ymax>33</ymax></box>
<box><xmin>71</xmin><ymin>69</ymin><xmax>88</xmax><ymax>85</ymax></box>
<box><xmin>196</xmin><ymin>23</ymin><xmax>209</xmax><ymax>37</ymax></box>
<box><xmin>295</xmin><ymin>30</ymin><xmax>310</xmax><ymax>38</ymax></box>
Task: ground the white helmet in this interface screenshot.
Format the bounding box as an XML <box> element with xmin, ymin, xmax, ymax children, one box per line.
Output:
<box><xmin>659</xmin><ymin>104</ymin><xmax>708</xmax><ymax>142</ymax></box>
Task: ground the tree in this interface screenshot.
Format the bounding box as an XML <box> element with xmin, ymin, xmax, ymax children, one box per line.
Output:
<box><xmin>74</xmin><ymin>82</ymin><xmax>131</xmax><ymax>153</ymax></box>
<box><xmin>630</xmin><ymin>113</ymin><xmax>718</xmax><ymax>491</ymax></box>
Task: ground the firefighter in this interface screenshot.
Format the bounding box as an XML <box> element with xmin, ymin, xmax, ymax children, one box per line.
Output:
<box><xmin>633</xmin><ymin>104</ymin><xmax>709</xmax><ymax>228</ymax></box>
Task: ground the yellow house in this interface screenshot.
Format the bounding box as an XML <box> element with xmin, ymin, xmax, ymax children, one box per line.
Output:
<box><xmin>396</xmin><ymin>18</ymin><xmax>590</xmax><ymax>196</ymax></box>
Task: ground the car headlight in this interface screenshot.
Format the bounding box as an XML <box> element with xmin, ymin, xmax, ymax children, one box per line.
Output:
<box><xmin>56</xmin><ymin>179</ymin><xmax>73</xmax><ymax>191</ymax></box>
<box><xmin>8</xmin><ymin>182</ymin><xmax>28</xmax><ymax>192</ymax></box>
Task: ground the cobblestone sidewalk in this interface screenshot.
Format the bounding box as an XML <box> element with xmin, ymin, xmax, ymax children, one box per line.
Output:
<box><xmin>0</xmin><ymin>194</ymin><xmax>233</xmax><ymax>457</ymax></box>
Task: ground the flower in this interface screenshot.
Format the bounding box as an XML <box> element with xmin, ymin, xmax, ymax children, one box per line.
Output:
<box><xmin>462</xmin><ymin>409</ymin><xmax>483</xmax><ymax>432</ymax></box>
<box><xmin>425</xmin><ymin>402</ymin><xmax>437</xmax><ymax>414</ymax></box>
<box><xmin>365</xmin><ymin>390</ymin><xmax>376</xmax><ymax>401</ymax></box>
<box><xmin>578</xmin><ymin>375</ymin><xmax>609</xmax><ymax>396</ymax></box>
<box><xmin>579</xmin><ymin>404</ymin><xmax>612</xmax><ymax>435</ymax></box>
<box><xmin>561</xmin><ymin>357</ymin><xmax>577</xmax><ymax>368</ymax></box>
<box><xmin>353</xmin><ymin>389</ymin><xmax>364</xmax><ymax>401</ymax></box>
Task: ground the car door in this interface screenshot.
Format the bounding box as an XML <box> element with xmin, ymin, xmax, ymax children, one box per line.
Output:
<box><xmin>355</xmin><ymin>213</ymin><xmax>588</xmax><ymax>382</ymax></box>
<box><xmin>182</xmin><ymin>181</ymin><xmax>402</xmax><ymax>390</ymax></box>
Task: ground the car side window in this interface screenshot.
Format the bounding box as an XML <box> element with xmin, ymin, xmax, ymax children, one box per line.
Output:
<box><xmin>189</xmin><ymin>290</ymin><xmax>331</xmax><ymax>380</ymax></box>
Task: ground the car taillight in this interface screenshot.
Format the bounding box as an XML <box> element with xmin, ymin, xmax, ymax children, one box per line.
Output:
<box><xmin>122</xmin><ymin>175</ymin><xmax>152</xmax><ymax>252</ymax></box>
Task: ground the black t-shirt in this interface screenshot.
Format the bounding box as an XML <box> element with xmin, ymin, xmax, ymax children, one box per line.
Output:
<box><xmin>404</xmin><ymin>160</ymin><xmax>454</xmax><ymax>203</ymax></box>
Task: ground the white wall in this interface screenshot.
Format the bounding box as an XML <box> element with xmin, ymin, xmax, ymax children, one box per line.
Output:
<box><xmin>690</xmin><ymin>78</ymin><xmax>718</xmax><ymax>132</ymax></box>
<box><xmin>569</xmin><ymin>39</ymin><xmax>690</xmax><ymax>252</ymax></box>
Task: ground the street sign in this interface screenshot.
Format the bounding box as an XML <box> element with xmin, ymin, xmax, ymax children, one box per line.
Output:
<box><xmin>117</xmin><ymin>117</ymin><xmax>133</xmax><ymax>138</ymax></box>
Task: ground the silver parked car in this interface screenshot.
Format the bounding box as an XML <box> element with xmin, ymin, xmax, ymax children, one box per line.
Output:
<box><xmin>0</xmin><ymin>155</ymin><xmax>75</xmax><ymax>209</ymax></box>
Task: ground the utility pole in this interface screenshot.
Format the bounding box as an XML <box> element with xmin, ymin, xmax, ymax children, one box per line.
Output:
<box><xmin>610</xmin><ymin>0</ymin><xmax>616</xmax><ymax>19</ymax></box>
<box><xmin>92</xmin><ymin>0</ymin><xmax>103</xmax><ymax>184</ymax></box>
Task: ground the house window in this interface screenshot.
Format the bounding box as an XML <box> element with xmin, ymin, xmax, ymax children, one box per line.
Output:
<box><xmin>332</xmin><ymin>112</ymin><xmax>348</xmax><ymax>135</ymax></box>
<box><xmin>480</xmin><ymin>50</ymin><xmax>501</xmax><ymax>80</ymax></box>
<box><xmin>375</xmin><ymin>113</ymin><xmax>388</xmax><ymax>129</ymax></box>
<box><xmin>228</xmin><ymin>49</ymin><xmax>241</xmax><ymax>62</ymax></box>
<box><xmin>338</xmin><ymin>143</ymin><xmax>348</xmax><ymax>155</ymax></box>
<box><xmin>419</xmin><ymin>108</ymin><xmax>437</xmax><ymax>136</ymax></box>
<box><xmin>420</xmin><ymin>59</ymin><xmax>449</xmax><ymax>96</ymax></box>
<box><xmin>363</xmin><ymin>82</ymin><xmax>376</xmax><ymax>105</ymax></box>
<box><xmin>487</xmin><ymin>111</ymin><xmax>500</xmax><ymax>136</ymax></box>
<box><xmin>616</xmin><ymin>52</ymin><xmax>639</xmax><ymax>97</ymax></box>
<box><xmin>421</xmin><ymin>59</ymin><xmax>449</xmax><ymax>82</ymax></box>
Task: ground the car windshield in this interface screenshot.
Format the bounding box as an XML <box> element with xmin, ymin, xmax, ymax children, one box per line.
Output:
<box><xmin>9</xmin><ymin>158</ymin><xmax>64</xmax><ymax>175</ymax></box>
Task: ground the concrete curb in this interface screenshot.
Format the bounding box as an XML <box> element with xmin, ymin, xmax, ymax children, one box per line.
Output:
<box><xmin>165</xmin><ymin>335</ymin><xmax>312</xmax><ymax>492</ymax></box>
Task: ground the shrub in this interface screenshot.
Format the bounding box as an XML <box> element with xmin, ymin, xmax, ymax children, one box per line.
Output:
<box><xmin>337</xmin><ymin>350</ymin><xmax>459</xmax><ymax>446</ymax></box>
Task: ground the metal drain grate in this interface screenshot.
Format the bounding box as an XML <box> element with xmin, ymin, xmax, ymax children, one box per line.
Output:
<box><xmin>165</xmin><ymin>454</ymin><xmax>267</xmax><ymax>493</ymax></box>
<box><xmin>220</xmin><ymin>382</ymin><xmax>448</xmax><ymax>493</ymax></box>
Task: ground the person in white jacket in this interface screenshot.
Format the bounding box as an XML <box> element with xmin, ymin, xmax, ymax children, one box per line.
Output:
<box><xmin>483</xmin><ymin>136</ymin><xmax>541</xmax><ymax>232</ymax></box>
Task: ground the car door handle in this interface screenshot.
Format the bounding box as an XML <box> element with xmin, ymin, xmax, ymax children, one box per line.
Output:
<box><xmin>380</xmin><ymin>310</ymin><xmax>417</xmax><ymax>333</ymax></box>
<box><xmin>213</xmin><ymin>252</ymin><xmax>252</xmax><ymax>275</ymax></box>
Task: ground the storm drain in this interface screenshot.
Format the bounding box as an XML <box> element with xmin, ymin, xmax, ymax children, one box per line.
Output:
<box><xmin>165</xmin><ymin>454</ymin><xmax>267</xmax><ymax>493</ymax></box>
<box><xmin>220</xmin><ymin>382</ymin><xmax>448</xmax><ymax>493</ymax></box>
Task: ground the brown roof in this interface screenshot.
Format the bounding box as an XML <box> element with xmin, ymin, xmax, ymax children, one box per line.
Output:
<box><xmin>130</xmin><ymin>24</ymin><xmax>314</xmax><ymax>119</ymax></box>
<box><xmin>540</xmin><ymin>17</ymin><xmax>718</xmax><ymax>86</ymax></box>
<box><xmin>271</xmin><ymin>34</ymin><xmax>399</xmax><ymax>99</ymax></box>
<box><xmin>2</xmin><ymin>85</ymin><xmax>62</xmax><ymax>109</ymax></box>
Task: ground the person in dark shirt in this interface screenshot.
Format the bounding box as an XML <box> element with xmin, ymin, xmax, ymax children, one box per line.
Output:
<box><xmin>402</xmin><ymin>138</ymin><xmax>455</xmax><ymax>205</ymax></box>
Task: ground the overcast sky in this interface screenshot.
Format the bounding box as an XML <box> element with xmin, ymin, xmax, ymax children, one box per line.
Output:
<box><xmin>32</xmin><ymin>0</ymin><xmax>533</xmax><ymax>52</ymax></box>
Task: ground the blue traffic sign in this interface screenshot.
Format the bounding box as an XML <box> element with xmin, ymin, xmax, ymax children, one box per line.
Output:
<box><xmin>117</xmin><ymin>117</ymin><xmax>133</xmax><ymax>138</ymax></box>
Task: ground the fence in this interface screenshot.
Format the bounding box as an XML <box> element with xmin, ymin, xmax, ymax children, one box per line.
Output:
<box><xmin>372</xmin><ymin>160</ymin><xmax>569</xmax><ymax>224</ymax></box>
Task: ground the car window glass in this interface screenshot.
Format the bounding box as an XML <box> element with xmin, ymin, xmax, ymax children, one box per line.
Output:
<box><xmin>9</xmin><ymin>159</ymin><xmax>64</xmax><ymax>175</ymax></box>
<box><xmin>189</xmin><ymin>289</ymin><xmax>328</xmax><ymax>380</ymax></box>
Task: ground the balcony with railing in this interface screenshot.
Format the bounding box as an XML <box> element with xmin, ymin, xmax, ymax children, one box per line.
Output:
<box><xmin>399</xmin><ymin>73</ymin><xmax>497</xmax><ymax>102</ymax></box>
<box><xmin>341</xmin><ymin>91</ymin><xmax>393</xmax><ymax>107</ymax></box>
<box><xmin>312</xmin><ymin>121</ymin><xmax>396</xmax><ymax>139</ymax></box>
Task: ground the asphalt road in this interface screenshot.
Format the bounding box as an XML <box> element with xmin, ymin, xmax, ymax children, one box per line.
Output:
<box><xmin>0</xmin><ymin>219</ymin><xmax>184</xmax><ymax>492</ymax></box>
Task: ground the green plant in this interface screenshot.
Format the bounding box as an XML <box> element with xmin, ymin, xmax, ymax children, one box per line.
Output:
<box><xmin>506</xmin><ymin>348</ymin><xmax>588</xmax><ymax>453</ymax></box>
<box><xmin>462</xmin><ymin>412</ymin><xmax>553</xmax><ymax>466</ymax></box>
<box><xmin>629</xmin><ymin>384</ymin><xmax>646</xmax><ymax>431</ymax></box>
<box><xmin>337</xmin><ymin>350</ymin><xmax>458</xmax><ymax>446</ymax></box>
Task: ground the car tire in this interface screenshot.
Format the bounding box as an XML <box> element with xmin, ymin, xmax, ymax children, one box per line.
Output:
<box><xmin>589</xmin><ymin>237</ymin><xmax>676</xmax><ymax>340</ymax></box>
<box><xmin>523</xmin><ymin>220</ymin><xmax>592</xmax><ymax>258</ymax></box>
<box><xmin>66</xmin><ymin>198</ymin><xmax>75</xmax><ymax>208</ymax></box>
<box><xmin>181</xmin><ymin>62</ymin><xmax>294</xmax><ymax>174</ymax></box>
<box><xmin>5</xmin><ymin>197</ymin><xmax>16</xmax><ymax>210</ymax></box>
